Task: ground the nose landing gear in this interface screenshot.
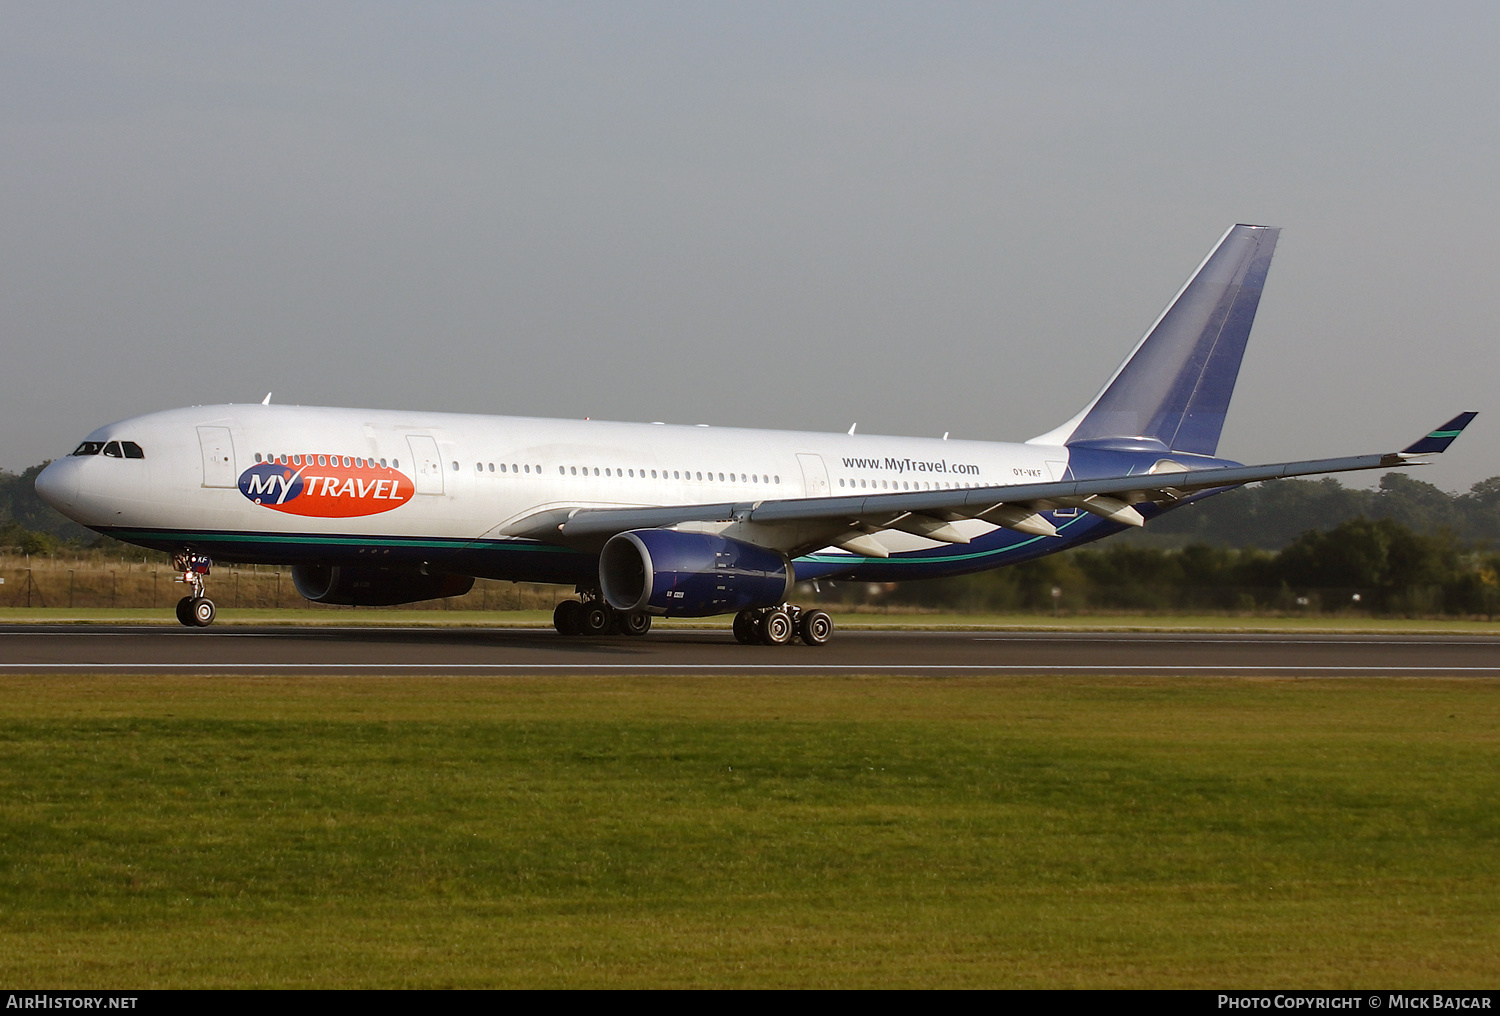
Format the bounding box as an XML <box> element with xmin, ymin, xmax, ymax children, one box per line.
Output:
<box><xmin>172</xmin><ymin>550</ymin><xmax>216</xmax><ymax>628</ymax></box>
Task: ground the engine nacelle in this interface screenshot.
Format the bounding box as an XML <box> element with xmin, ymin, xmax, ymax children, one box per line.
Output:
<box><xmin>600</xmin><ymin>529</ymin><xmax>794</xmax><ymax>618</ymax></box>
<box><xmin>291</xmin><ymin>564</ymin><xmax>475</xmax><ymax>606</ymax></box>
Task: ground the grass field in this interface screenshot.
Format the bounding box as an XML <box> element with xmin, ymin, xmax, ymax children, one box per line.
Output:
<box><xmin>1</xmin><ymin>672</ymin><xmax>1497</xmax><ymax>987</ymax></box>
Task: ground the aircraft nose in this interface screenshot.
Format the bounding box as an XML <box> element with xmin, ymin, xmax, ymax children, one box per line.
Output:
<box><xmin>34</xmin><ymin>458</ymin><xmax>80</xmax><ymax>510</ymax></box>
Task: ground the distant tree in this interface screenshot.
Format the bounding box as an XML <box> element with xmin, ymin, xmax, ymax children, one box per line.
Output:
<box><xmin>1273</xmin><ymin>517</ymin><xmax>1458</xmax><ymax>609</ymax></box>
<box><xmin>1453</xmin><ymin>477</ymin><xmax>1500</xmax><ymax>547</ymax></box>
<box><xmin>1131</xmin><ymin>476</ymin><xmax>1378</xmax><ymax>549</ymax></box>
<box><xmin>0</xmin><ymin>463</ymin><xmax>94</xmax><ymax>543</ymax></box>
<box><xmin>1124</xmin><ymin>473</ymin><xmax>1500</xmax><ymax>550</ymax></box>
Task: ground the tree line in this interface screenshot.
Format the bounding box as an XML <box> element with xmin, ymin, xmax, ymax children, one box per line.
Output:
<box><xmin>859</xmin><ymin>516</ymin><xmax>1499</xmax><ymax>616</ymax></box>
<box><xmin>832</xmin><ymin>472</ymin><xmax>1500</xmax><ymax>616</ymax></box>
<box><xmin>6</xmin><ymin>462</ymin><xmax>1500</xmax><ymax>614</ymax></box>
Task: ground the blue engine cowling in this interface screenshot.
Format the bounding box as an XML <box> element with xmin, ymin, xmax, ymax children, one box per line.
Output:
<box><xmin>600</xmin><ymin>530</ymin><xmax>794</xmax><ymax>618</ymax></box>
<box><xmin>291</xmin><ymin>564</ymin><xmax>474</xmax><ymax>606</ymax></box>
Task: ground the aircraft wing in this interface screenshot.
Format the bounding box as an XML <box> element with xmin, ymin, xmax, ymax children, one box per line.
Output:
<box><xmin>504</xmin><ymin>413</ymin><xmax>1477</xmax><ymax>556</ymax></box>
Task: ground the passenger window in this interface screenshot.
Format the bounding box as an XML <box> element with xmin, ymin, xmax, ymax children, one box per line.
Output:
<box><xmin>254</xmin><ymin>453</ymin><xmax>263</xmax><ymax>463</ymax></box>
<box><xmin>450</xmin><ymin>461</ymin><xmax>458</xmax><ymax>471</ymax></box>
<box><xmin>393</xmin><ymin>459</ymin><xmax>399</xmax><ymax>469</ymax></box>
<box><xmin>380</xmin><ymin>458</ymin><xmax>387</xmax><ymax>467</ymax></box>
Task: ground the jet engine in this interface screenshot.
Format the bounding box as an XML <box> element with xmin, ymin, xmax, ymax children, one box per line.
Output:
<box><xmin>599</xmin><ymin>529</ymin><xmax>794</xmax><ymax>617</ymax></box>
<box><xmin>291</xmin><ymin>564</ymin><xmax>475</xmax><ymax>606</ymax></box>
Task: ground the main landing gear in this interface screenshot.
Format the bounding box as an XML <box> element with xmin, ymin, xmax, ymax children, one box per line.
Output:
<box><xmin>552</xmin><ymin>594</ymin><xmax>653</xmax><ymax>637</ymax></box>
<box><xmin>733</xmin><ymin>605</ymin><xmax>832</xmax><ymax>647</ymax></box>
<box><xmin>172</xmin><ymin>550</ymin><xmax>217</xmax><ymax>628</ymax></box>
<box><xmin>550</xmin><ymin>592</ymin><xmax>832</xmax><ymax>646</ymax></box>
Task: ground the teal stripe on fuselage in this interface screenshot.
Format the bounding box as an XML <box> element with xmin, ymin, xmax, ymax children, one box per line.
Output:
<box><xmin>105</xmin><ymin>528</ymin><xmax>578</xmax><ymax>553</ymax></box>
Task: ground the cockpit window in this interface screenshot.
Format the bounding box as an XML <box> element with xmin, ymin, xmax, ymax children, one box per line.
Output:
<box><xmin>71</xmin><ymin>439</ymin><xmax>144</xmax><ymax>458</ymax></box>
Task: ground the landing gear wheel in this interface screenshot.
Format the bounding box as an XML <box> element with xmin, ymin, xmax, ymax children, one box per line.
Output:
<box><xmin>761</xmin><ymin>609</ymin><xmax>793</xmax><ymax>645</ymax></box>
<box><xmin>798</xmin><ymin>610</ymin><xmax>832</xmax><ymax>646</ymax></box>
<box><xmin>189</xmin><ymin>597</ymin><xmax>216</xmax><ymax>628</ymax></box>
<box><xmin>175</xmin><ymin>596</ymin><xmax>195</xmax><ymax>627</ymax></box>
<box><xmin>733</xmin><ymin>610</ymin><xmax>759</xmax><ymax>644</ymax></box>
<box><xmin>580</xmin><ymin>604</ymin><xmax>613</xmax><ymax>636</ymax></box>
<box><xmin>553</xmin><ymin>599</ymin><xmax>583</xmax><ymax>635</ymax></box>
<box><xmin>621</xmin><ymin>611</ymin><xmax>652</xmax><ymax>636</ymax></box>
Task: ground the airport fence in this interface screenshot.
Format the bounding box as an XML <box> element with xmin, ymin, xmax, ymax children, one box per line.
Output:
<box><xmin>1</xmin><ymin>552</ymin><xmax>1492</xmax><ymax>618</ymax></box>
<box><xmin>0</xmin><ymin>553</ymin><xmax>575</xmax><ymax>612</ymax></box>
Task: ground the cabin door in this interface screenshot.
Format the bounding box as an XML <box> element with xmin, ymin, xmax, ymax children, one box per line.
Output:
<box><xmin>406</xmin><ymin>435</ymin><xmax>445</xmax><ymax>495</ymax></box>
<box><xmin>197</xmin><ymin>426</ymin><xmax>237</xmax><ymax>488</ymax></box>
<box><xmin>796</xmin><ymin>453</ymin><xmax>830</xmax><ymax>498</ymax></box>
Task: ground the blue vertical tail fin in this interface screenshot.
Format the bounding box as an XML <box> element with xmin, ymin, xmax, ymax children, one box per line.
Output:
<box><xmin>1029</xmin><ymin>224</ymin><xmax>1280</xmax><ymax>456</ymax></box>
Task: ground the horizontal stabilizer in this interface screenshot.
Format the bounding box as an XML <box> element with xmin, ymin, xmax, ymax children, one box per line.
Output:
<box><xmin>1401</xmin><ymin>412</ymin><xmax>1478</xmax><ymax>455</ymax></box>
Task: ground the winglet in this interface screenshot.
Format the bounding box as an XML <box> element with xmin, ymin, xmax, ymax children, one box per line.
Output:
<box><xmin>1401</xmin><ymin>412</ymin><xmax>1477</xmax><ymax>455</ymax></box>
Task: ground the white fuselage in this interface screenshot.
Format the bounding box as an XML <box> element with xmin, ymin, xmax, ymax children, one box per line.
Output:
<box><xmin>40</xmin><ymin>403</ymin><xmax>1071</xmax><ymax>559</ymax></box>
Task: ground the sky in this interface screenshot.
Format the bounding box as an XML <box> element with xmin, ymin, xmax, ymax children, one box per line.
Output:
<box><xmin>3</xmin><ymin>2</ymin><xmax>1498</xmax><ymax>492</ymax></box>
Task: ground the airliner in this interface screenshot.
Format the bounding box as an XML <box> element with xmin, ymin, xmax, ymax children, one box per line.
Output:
<box><xmin>33</xmin><ymin>225</ymin><xmax>1474</xmax><ymax>644</ymax></box>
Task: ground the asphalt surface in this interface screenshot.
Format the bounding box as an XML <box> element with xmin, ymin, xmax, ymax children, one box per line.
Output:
<box><xmin>2</xmin><ymin>625</ymin><xmax>1499</xmax><ymax>675</ymax></box>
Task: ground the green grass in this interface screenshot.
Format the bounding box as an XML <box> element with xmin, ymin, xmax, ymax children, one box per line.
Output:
<box><xmin>1</xmin><ymin>674</ymin><xmax>1498</xmax><ymax>987</ymax></box>
<box><xmin>5</xmin><ymin>605</ymin><xmax>1500</xmax><ymax>633</ymax></box>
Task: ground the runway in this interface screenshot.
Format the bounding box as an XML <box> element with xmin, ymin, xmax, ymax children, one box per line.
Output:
<box><xmin>2</xmin><ymin>625</ymin><xmax>1499</xmax><ymax>676</ymax></box>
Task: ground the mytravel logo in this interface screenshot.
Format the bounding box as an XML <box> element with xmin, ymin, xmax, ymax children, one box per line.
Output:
<box><xmin>237</xmin><ymin>458</ymin><xmax>414</xmax><ymax>518</ymax></box>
